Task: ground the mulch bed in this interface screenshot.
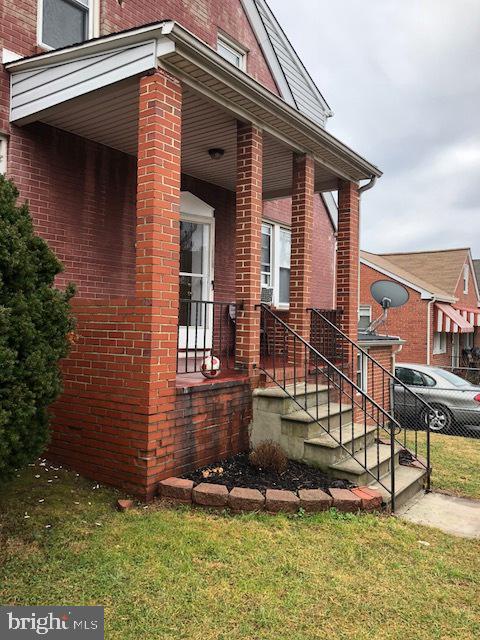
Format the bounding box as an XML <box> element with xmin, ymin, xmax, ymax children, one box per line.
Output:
<box><xmin>183</xmin><ymin>453</ymin><xmax>354</xmax><ymax>493</ymax></box>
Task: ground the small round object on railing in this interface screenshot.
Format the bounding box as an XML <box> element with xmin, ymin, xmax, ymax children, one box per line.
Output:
<box><xmin>201</xmin><ymin>355</ymin><xmax>221</xmax><ymax>379</ymax></box>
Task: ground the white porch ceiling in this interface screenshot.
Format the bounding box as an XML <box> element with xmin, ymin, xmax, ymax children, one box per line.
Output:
<box><xmin>38</xmin><ymin>80</ymin><xmax>332</xmax><ymax>196</ymax></box>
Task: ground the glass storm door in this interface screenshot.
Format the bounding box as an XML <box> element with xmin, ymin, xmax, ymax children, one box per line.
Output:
<box><xmin>178</xmin><ymin>219</ymin><xmax>213</xmax><ymax>351</ymax></box>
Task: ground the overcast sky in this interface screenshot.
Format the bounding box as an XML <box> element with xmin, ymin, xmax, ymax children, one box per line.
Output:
<box><xmin>271</xmin><ymin>0</ymin><xmax>480</xmax><ymax>257</ymax></box>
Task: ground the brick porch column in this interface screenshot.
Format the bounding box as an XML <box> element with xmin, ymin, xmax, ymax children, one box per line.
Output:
<box><xmin>336</xmin><ymin>180</ymin><xmax>360</xmax><ymax>343</ymax></box>
<box><xmin>136</xmin><ymin>69</ymin><xmax>182</xmax><ymax>402</ymax></box>
<box><xmin>289</xmin><ymin>154</ymin><xmax>314</xmax><ymax>340</ymax></box>
<box><xmin>235</xmin><ymin>122</ymin><xmax>263</xmax><ymax>374</ymax></box>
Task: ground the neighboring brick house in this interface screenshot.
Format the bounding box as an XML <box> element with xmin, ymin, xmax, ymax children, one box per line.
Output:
<box><xmin>0</xmin><ymin>0</ymin><xmax>384</xmax><ymax>498</ymax></box>
<box><xmin>360</xmin><ymin>249</ymin><xmax>480</xmax><ymax>368</ymax></box>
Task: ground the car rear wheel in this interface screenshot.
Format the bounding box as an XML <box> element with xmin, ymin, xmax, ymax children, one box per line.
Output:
<box><xmin>421</xmin><ymin>403</ymin><xmax>452</xmax><ymax>433</ymax></box>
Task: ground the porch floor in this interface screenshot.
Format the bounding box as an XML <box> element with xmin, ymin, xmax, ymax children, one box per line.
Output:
<box><xmin>175</xmin><ymin>369</ymin><xmax>249</xmax><ymax>389</ymax></box>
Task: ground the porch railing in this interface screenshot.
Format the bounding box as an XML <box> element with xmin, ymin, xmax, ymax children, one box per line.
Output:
<box><xmin>259</xmin><ymin>304</ymin><xmax>409</xmax><ymax>510</ymax></box>
<box><xmin>176</xmin><ymin>299</ymin><xmax>237</xmax><ymax>374</ymax></box>
<box><xmin>310</xmin><ymin>308</ymin><xmax>431</xmax><ymax>488</ymax></box>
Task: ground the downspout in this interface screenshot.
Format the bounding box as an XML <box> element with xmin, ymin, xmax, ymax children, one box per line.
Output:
<box><xmin>426</xmin><ymin>297</ymin><xmax>437</xmax><ymax>365</ymax></box>
<box><xmin>359</xmin><ymin>175</ymin><xmax>377</xmax><ymax>194</ymax></box>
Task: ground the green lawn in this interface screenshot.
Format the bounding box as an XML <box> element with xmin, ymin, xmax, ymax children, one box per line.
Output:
<box><xmin>1</xmin><ymin>463</ymin><xmax>479</xmax><ymax>640</ymax></box>
<box><xmin>405</xmin><ymin>431</ymin><xmax>480</xmax><ymax>500</ymax></box>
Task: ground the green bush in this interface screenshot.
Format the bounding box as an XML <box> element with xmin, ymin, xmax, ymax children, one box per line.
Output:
<box><xmin>0</xmin><ymin>176</ymin><xmax>75</xmax><ymax>482</ymax></box>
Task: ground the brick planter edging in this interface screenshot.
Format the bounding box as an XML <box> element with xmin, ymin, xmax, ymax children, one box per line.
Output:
<box><xmin>158</xmin><ymin>478</ymin><xmax>383</xmax><ymax>514</ymax></box>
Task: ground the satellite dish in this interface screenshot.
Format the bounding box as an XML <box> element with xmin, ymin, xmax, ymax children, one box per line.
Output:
<box><xmin>371</xmin><ymin>280</ymin><xmax>409</xmax><ymax>309</ymax></box>
<box><xmin>366</xmin><ymin>280</ymin><xmax>409</xmax><ymax>334</ymax></box>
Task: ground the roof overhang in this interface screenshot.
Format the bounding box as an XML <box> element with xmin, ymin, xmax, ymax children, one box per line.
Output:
<box><xmin>360</xmin><ymin>256</ymin><xmax>456</xmax><ymax>303</ymax></box>
<box><xmin>5</xmin><ymin>21</ymin><xmax>381</xmax><ymax>190</ymax></box>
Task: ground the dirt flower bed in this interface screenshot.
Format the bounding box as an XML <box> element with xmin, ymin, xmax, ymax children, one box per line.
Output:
<box><xmin>183</xmin><ymin>453</ymin><xmax>353</xmax><ymax>494</ymax></box>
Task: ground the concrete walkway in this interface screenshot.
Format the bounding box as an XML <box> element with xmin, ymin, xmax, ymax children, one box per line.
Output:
<box><xmin>398</xmin><ymin>492</ymin><xmax>480</xmax><ymax>539</ymax></box>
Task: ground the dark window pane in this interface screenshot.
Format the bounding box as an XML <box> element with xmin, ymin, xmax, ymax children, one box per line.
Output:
<box><xmin>180</xmin><ymin>221</ymin><xmax>204</xmax><ymax>275</ymax></box>
<box><xmin>43</xmin><ymin>0</ymin><xmax>88</xmax><ymax>49</ymax></box>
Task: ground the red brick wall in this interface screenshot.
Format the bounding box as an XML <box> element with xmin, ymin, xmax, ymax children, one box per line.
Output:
<box><xmin>360</xmin><ymin>262</ymin><xmax>428</xmax><ymax>364</ymax></box>
<box><xmin>8</xmin><ymin>124</ymin><xmax>137</xmax><ymax>297</ymax></box>
<box><xmin>100</xmin><ymin>0</ymin><xmax>279</xmax><ymax>94</ymax></box>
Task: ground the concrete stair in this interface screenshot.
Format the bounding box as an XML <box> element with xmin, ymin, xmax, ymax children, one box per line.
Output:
<box><xmin>251</xmin><ymin>383</ymin><xmax>427</xmax><ymax>510</ymax></box>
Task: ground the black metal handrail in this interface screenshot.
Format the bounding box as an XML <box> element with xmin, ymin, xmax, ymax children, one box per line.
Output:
<box><xmin>176</xmin><ymin>299</ymin><xmax>236</xmax><ymax>374</ymax></box>
<box><xmin>310</xmin><ymin>308</ymin><xmax>431</xmax><ymax>488</ymax></box>
<box><xmin>259</xmin><ymin>304</ymin><xmax>401</xmax><ymax>506</ymax></box>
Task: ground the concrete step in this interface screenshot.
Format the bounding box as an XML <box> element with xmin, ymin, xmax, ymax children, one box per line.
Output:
<box><xmin>281</xmin><ymin>403</ymin><xmax>353</xmax><ymax>440</ymax></box>
<box><xmin>253</xmin><ymin>383</ymin><xmax>329</xmax><ymax>414</ymax></box>
<box><xmin>369</xmin><ymin>465</ymin><xmax>427</xmax><ymax>511</ymax></box>
<box><xmin>328</xmin><ymin>442</ymin><xmax>402</xmax><ymax>485</ymax></box>
<box><xmin>304</xmin><ymin>423</ymin><xmax>377</xmax><ymax>468</ymax></box>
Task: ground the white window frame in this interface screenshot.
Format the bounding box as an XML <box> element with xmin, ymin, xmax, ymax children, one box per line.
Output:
<box><xmin>356</xmin><ymin>352</ymin><xmax>368</xmax><ymax>391</ymax></box>
<box><xmin>358</xmin><ymin>305</ymin><xmax>372</xmax><ymax>332</ymax></box>
<box><xmin>0</xmin><ymin>134</ymin><xmax>7</xmax><ymax>175</ymax></box>
<box><xmin>217</xmin><ymin>33</ymin><xmax>247</xmax><ymax>71</ymax></box>
<box><xmin>261</xmin><ymin>220</ymin><xmax>291</xmax><ymax>309</ymax></box>
<box><xmin>37</xmin><ymin>0</ymin><xmax>100</xmax><ymax>50</ymax></box>
<box><xmin>433</xmin><ymin>331</ymin><xmax>447</xmax><ymax>355</ymax></box>
<box><xmin>463</xmin><ymin>264</ymin><xmax>469</xmax><ymax>294</ymax></box>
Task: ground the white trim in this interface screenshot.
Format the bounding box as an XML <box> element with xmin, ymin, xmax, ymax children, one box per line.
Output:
<box><xmin>360</xmin><ymin>256</ymin><xmax>454</xmax><ymax>302</ymax></box>
<box><xmin>240</xmin><ymin>0</ymin><xmax>295</xmax><ymax>105</ymax></box>
<box><xmin>2</xmin><ymin>49</ymin><xmax>22</xmax><ymax>64</ymax></box>
<box><xmin>433</xmin><ymin>331</ymin><xmax>447</xmax><ymax>355</ymax></box>
<box><xmin>0</xmin><ymin>134</ymin><xmax>8</xmax><ymax>174</ymax></box>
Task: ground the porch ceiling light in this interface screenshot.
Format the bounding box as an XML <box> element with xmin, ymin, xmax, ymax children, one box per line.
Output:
<box><xmin>208</xmin><ymin>148</ymin><xmax>225</xmax><ymax>160</ymax></box>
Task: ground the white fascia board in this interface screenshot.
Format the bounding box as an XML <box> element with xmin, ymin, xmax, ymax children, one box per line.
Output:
<box><xmin>240</xmin><ymin>0</ymin><xmax>295</xmax><ymax>106</ymax></box>
<box><xmin>360</xmin><ymin>257</ymin><xmax>454</xmax><ymax>302</ymax></box>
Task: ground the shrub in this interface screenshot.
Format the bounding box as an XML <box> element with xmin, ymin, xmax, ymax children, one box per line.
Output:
<box><xmin>249</xmin><ymin>440</ymin><xmax>288</xmax><ymax>475</ymax></box>
<box><xmin>0</xmin><ymin>176</ymin><xmax>75</xmax><ymax>482</ymax></box>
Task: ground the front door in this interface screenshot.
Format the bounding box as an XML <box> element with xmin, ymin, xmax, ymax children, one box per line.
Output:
<box><xmin>178</xmin><ymin>205</ymin><xmax>214</xmax><ymax>352</ymax></box>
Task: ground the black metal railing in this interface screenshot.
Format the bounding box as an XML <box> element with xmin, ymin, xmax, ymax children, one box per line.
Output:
<box><xmin>259</xmin><ymin>304</ymin><xmax>413</xmax><ymax>510</ymax></box>
<box><xmin>310</xmin><ymin>308</ymin><xmax>432</xmax><ymax>489</ymax></box>
<box><xmin>176</xmin><ymin>300</ymin><xmax>237</xmax><ymax>374</ymax></box>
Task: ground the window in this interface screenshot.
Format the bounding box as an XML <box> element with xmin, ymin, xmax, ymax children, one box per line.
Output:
<box><xmin>278</xmin><ymin>228</ymin><xmax>291</xmax><ymax>305</ymax></box>
<box><xmin>0</xmin><ymin>135</ymin><xmax>7</xmax><ymax>174</ymax></box>
<box><xmin>217</xmin><ymin>33</ymin><xmax>246</xmax><ymax>70</ymax></box>
<box><xmin>358</xmin><ymin>305</ymin><xmax>372</xmax><ymax>332</ymax></box>
<box><xmin>395</xmin><ymin>367</ymin><xmax>427</xmax><ymax>387</ymax></box>
<box><xmin>463</xmin><ymin>264</ymin><xmax>469</xmax><ymax>294</ymax></box>
<box><xmin>39</xmin><ymin>0</ymin><xmax>98</xmax><ymax>49</ymax></box>
<box><xmin>261</xmin><ymin>223</ymin><xmax>272</xmax><ymax>288</ymax></box>
<box><xmin>260</xmin><ymin>222</ymin><xmax>291</xmax><ymax>307</ymax></box>
<box><xmin>433</xmin><ymin>331</ymin><xmax>447</xmax><ymax>354</ymax></box>
<box><xmin>356</xmin><ymin>352</ymin><xmax>367</xmax><ymax>391</ymax></box>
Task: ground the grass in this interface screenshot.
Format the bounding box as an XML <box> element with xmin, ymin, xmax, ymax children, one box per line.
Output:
<box><xmin>405</xmin><ymin>431</ymin><xmax>480</xmax><ymax>500</ymax></box>
<box><xmin>1</xmin><ymin>463</ymin><xmax>480</xmax><ymax>639</ymax></box>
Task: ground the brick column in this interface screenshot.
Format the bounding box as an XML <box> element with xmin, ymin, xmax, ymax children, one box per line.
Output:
<box><xmin>290</xmin><ymin>154</ymin><xmax>314</xmax><ymax>340</ymax></box>
<box><xmin>235</xmin><ymin>122</ymin><xmax>263</xmax><ymax>374</ymax></box>
<box><xmin>136</xmin><ymin>69</ymin><xmax>182</xmax><ymax>402</ymax></box>
<box><xmin>336</xmin><ymin>180</ymin><xmax>360</xmax><ymax>343</ymax></box>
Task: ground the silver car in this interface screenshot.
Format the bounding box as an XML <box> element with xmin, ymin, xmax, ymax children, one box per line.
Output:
<box><xmin>394</xmin><ymin>363</ymin><xmax>480</xmax><ymax>433</ymax></box>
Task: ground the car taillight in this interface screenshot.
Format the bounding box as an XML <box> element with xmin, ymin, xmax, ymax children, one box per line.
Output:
<box><xmin>474</xmin><ymin>394</ymin><xmax>480</xmax><ymax>403</ymax></box>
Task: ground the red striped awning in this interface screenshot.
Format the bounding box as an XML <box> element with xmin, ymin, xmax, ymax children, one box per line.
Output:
<box><xmin>454</xmin><ymin>305</ymin><xmax>480</xmax><ymax>327</ymax></box>
<box><xmin>435</xmin><ymin>303</ymin><xmax>474</xmax><ymax>333</ymax></box>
